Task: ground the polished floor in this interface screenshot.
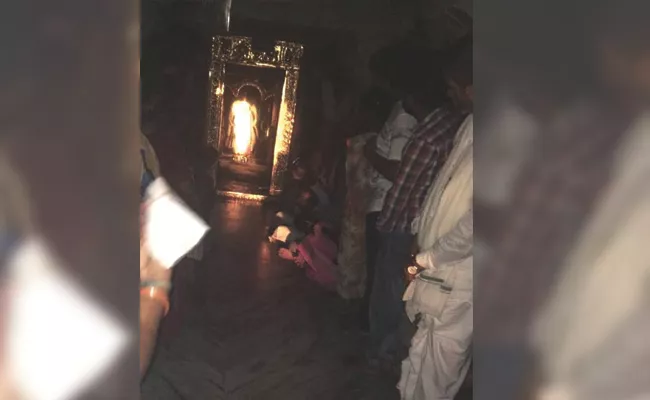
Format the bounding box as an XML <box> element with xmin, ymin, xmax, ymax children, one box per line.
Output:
<box><xmin>141</xmin><ymin>199</ymin><xmax>401</xmax><ymax>399</ymax></box>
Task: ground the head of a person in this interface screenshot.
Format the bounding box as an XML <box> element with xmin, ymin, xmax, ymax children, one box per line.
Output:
<box><xmin>290</xmin><ymin>158</ymin><xmax>308</xmax><ymax>181</ymax></box>
<box><xmin>402</xmin><ymin>75</ymin><xmax>448</xmax><ymax>121</ymax></box>
<box><xmin>370</xmin><ymin>43</ymin><xmax>435</xmax><ymax>99</ymax></box>
<box><xmin>414</xmin><ymin>6</ymin><xmax>473</xmax><ymax>50</ymax></box>
<box><xmin>396</xmin><ymin>47</ymin><xmax>448</xmax><ymax>120</ymax></box>
<box><xmin>443</xmin><ymin>40</ymin><xmax>474</xmax><ymax>112</ymax></box>
<box><xmin>369</xmin><ymin>46</ymin><xmax>402</xmax><ymax>97</ymax></box>
<box><xmin>355</xmin><ymin>87</ymin><xmax>395</xmax><ymax>134</ymax></box>
<box><xmin>592</xmin><ymin>0</ymin><xmax>650</xmax><ymax>110</ymax></box>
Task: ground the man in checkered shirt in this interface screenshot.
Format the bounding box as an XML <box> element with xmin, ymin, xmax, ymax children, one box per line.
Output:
<box><xmin>364</xmin><ymin>71</ymin><xmax>467</xmax><ymax>364</ymax></box>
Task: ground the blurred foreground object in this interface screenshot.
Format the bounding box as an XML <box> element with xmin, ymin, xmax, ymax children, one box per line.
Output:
<box><xmin>6</xmin><ymin>238</ymin><xmax>128</xmax><ymax>400</ymax></box>
<box><xmin>532</xmin><ymin>114</ymin><xmax>650</xmax><ymax>400</ymax></box>
<box><xmin>474</xmin><ymin>0</ymin><xmax>650</xmax><ymax>397</ymax></box>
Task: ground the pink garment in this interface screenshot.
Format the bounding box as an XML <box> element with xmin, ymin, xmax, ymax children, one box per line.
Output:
<box><xmin>296</xmin><ymin>224</ymin><xmax>338</xmax><ymax>290</ymax></box>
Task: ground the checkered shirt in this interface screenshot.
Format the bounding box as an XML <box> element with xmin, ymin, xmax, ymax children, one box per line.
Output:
<box><xmin>377</xmin><ymin>107</ymin><xmax>466</xmax><ymax>233</ymax></box>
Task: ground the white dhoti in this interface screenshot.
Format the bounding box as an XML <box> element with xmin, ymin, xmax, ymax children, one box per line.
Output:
<box><xmin>399</xmin><ymin>264</ymin><xmax>473</xmax><ymax>400</ymax></box>
<box><xmin>401</xmin><ymin>115</ymin><xmax>474</xmax><ymax>400</ymax></box>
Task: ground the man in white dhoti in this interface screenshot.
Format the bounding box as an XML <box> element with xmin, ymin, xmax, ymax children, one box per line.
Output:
<box><xmin>399</xmin><ymin>43</ymin><xmax>473</xmax><ymax>400</ymax></box>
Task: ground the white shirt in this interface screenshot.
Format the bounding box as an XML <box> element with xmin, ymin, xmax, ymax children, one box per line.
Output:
<box><xmin>367</xmin><ymin>101</ymin><xmax>418</xmax><ymax>213</ymax></box>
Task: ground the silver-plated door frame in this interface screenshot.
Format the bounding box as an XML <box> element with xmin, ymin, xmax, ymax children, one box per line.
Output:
<box><xmin>207</xmin><ymin>36</ymin><xmax>303</xmax><ymax>198</ymax></box>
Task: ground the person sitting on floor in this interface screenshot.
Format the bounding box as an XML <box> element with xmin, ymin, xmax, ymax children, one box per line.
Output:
<box><xmin>267</xmin><ymin>160</ymin><xmax>339</xmax><ymax>290</ymax></box>
<box><xmin>269</xmin><ymin>154</ymin><xmax>338</xmax><ymax>242</ymax></box>
<box><xmin>278</xmin><ymin>220</ymin><xmax>339</xmax><ymax>291</ymax></box>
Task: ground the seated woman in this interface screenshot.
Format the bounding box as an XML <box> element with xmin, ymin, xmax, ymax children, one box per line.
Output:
<box><xmin>268</xmin><ymin>159</ymin><xmax>339</xmax><ymax>291</ymax></box>
<box><xmin>269</xmin><ymin>153</ymin><xmax>336</xmax><ymax>239</ymax></box>
<box><xmin>268</xmin><ymin>184</ymin><xmax>316</xmax><ymax>245</ymax></box>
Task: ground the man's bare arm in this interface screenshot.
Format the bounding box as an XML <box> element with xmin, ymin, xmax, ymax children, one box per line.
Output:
<box><xmin>139</xmin><ymin>241</ymin><xmax>171</xmax><ymax>378</ymax></box>
<box><xmin>140</xmin><ymin>296</ymin><xmax>166</xmax><ymax>377</ymax></box>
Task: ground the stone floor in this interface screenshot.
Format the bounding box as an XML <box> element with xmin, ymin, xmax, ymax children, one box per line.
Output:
<box><xmin>141</xmin><ymin>199</ymin><xmax>401</xmax><ymax>399</ymax></box>
<box><xmin>141</xmin><ymin>199</ymin><xmax>472</xmax><ymax>399</ymax></box>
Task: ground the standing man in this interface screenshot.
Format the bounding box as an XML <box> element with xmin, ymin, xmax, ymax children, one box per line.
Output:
<box><xmin>399</xmin><ymin>43</ymin><xmax>474</xmax><ymax>400</ymax></box>
<box><xmin>365</xmin><ymin>71</ymin><xmax>466</xmax><ymax>366</ymax></box>
<box><xmin>362</xmin><ymin>90</ymin><xmax>418</xmax><ymax>331</ymax></box>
